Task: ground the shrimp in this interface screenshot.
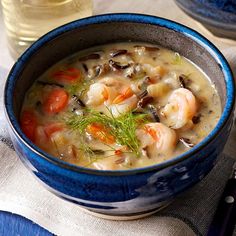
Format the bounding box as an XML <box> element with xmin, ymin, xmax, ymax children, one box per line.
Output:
<box><xmin>86</xmin><ymin>76</ymin><xmax>132</xmax><ymax>106</ymax></box>
<box><xmin>109</xmin><ymin>87</ymin><xmax>138</xmax><ymax>117</ymax></box>
<box><xmin>162</xmin><ymin>88</ymin><xmax>197</xmax><ymax>129</ymax></box>
<box><xmin>86</xmin><ymin>77</ymin><xmax>138</xmax><ymax>116</ymax></box>
<box><xmin>92</xmin><ymin>158</ymin><xmax>118</xmax><ymax>170</ymax></box>
<box><xmin>86</xmin><ymin>82</ymin><xmax>118</xmax><ymax>106</ymax></box>
<box><xmin>99</xmin><ymin>76</ymin><xmax>129</xmax><ymax>91</ymax></box>
<box><xmin>143</xmin><ymin>64</ymin><xmax>166</xmax><ymax>79</ymax></box>
<box><xmin>136</xmin><ymin>123</ymin><xmax>177</xmax><ymax>155</ymax></box>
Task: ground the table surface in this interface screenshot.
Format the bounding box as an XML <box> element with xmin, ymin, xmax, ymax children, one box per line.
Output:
<box><xmin>0</xmin><ymin>0</ymin><xmax>236</xmax><ymax>235</ymax></box>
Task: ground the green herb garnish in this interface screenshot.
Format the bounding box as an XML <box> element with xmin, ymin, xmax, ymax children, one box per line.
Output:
<box><xmin>172</xmin><ymin>52</ymin><xmax>182</xmax><ymax>65</ymax></box>
<box><xmin>66</xmin><ymin>79</ymin><xmax>93</xmax><ymax>96</ymax></box>
<box><xmin>66</xmin><ymin>109</ymin><xmax>147</xmax><ymax>156</ymax></box>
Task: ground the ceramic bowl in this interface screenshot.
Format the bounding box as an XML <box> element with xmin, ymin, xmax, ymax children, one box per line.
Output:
<box><xmin>175</xmin><ymin>0</ymin><xmax>236</xmax><ymax>40</ymax></box>
<box><xmin>4</xmin><ymin>14</ymin><xmax>235</xmax><ymax>219</ymax></box>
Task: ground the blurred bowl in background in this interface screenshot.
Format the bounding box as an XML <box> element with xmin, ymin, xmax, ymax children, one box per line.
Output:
<box><xmin>175</xmin><ymin>0</ymin><xmax>236</xmax><ymax>40</ymax></box>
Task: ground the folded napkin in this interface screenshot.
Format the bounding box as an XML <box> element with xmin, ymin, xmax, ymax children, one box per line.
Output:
<box><xmin>0</xmin><ymin>49</ymin><xmax>235</xmax><ymax>236</ymax></box>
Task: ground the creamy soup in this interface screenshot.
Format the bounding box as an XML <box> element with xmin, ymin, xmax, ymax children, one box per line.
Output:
<box><xmin>20</xmin><ymin>42</ymin><xmax>221</xmax><ymax>170</ymax></box>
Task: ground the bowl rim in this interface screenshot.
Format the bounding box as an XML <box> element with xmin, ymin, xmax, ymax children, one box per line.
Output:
<box><xmin>4</xmin><ymin>13</ymin><xmax>235</xmax><ymax>176</ymax></box>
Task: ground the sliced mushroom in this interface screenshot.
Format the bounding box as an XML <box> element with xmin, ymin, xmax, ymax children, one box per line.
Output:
<box><xmin>179</xmin><ymin>75</ymin><xmax>186</xmax><ymax>88</ymax></box>
<box><xmin>109</xmin><ymin>59</ymin><xmax>131</xmax><ymax>70</ymax></box>
<box><xmin>178</xmin><ymin>74</ymin><xmax>192</xmax><ymax>89</ymax></box>
<box><xmin>148</xmin><ymin>104</ymin><xmax>160</xmax><ymax>122</ymax></box>
<box><xmin>137</xmin><ymin>96</ymin><xmax>154</xmax><ymax>109</ymax></box>
<box><xmin>138</xmin><ymin>90</ymin><xmax>148</xmax><ymax>99</ymax></box>
<box><xmin>179</xmin><ymin>137</ymin><xmax>195</xmax><ymax>148</ymax></box>
<box><xmin>144</xmin><ymin>46</ymin><xmax>160</xmax><ymax>52</ymax></box>
<box><xmin>82</xmin><ymin>63</ymin><xmax>88</xmax><ymax>73</ymax></box>
<box><xmin>192</xmin><ymin>115</ymin><xmax>201</xmax><ymax>124</ymax></box>
<box><xmin>110</xmin><ymin>49</ymin><xmax>128</xmax><ymax>58</ymax></box>
<box><xmin>72</xmin><ymin>95</ymin><xmax>86</xmax><ymax>107</ymax></box>
<box><xmin>115</xmin><ymin>157</ymin><xmax>126</xmax><ymax>164</ymax></box>
<box><xmin>88</xmin><ymin>64</ymin><xmax>110</xmax><ymax>79</ymax></box>
<box><xmin>91</xmin><ymin>149</ymin><xmax>105</xmax><ymax>155</ymax></box>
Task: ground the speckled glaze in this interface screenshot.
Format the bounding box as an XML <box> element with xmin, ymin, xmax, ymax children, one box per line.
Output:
<box><xmin>4</xmin><ymin>14</ymin><xmax>235</xmax><ymax>217</ymax></box>
<box><xmin>175</xmin><ymin>0</ymin><xmax>236</xmax><ymax>40</ymax></box>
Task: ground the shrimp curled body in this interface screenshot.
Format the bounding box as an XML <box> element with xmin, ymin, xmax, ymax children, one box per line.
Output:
<box><xmin>136</xmin><ymin>123</ymin><xmax>177</xmax><ymax>156</ymax></box>
<box><xmin>162</xmin><ymin>88</ymin><xmax>197</xmax><ymax>129</ymax></box>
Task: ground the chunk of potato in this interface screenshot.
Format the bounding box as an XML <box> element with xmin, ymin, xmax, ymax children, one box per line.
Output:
<box><xmin>147</xmin><ymin>82</ymin><xmax>170</xmax><ymax>97</ymax></box>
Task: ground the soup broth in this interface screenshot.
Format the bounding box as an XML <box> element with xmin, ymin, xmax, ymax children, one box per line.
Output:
<box><xmin>20</xmin><ymin>42</ymin><xmax>221</xmax><ymax>170</ymax></box>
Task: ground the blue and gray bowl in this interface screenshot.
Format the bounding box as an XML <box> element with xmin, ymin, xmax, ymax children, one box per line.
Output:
<box><xmin>4</xmin><ymin>14</ymin><xmax>235</xmax><ymax>219</ymax></box>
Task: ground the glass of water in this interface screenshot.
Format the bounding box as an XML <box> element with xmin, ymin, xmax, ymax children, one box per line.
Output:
<box><xmin>1</xmin><ymin>0</ymin><xmax>93</xmax><ymax>60</ymax></box>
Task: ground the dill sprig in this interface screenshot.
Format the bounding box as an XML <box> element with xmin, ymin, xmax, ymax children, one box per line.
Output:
<box><xmin>65</xmin><ymin>79</ymin><xmax>93</xmax><ymax>96</ymax></box>
<box><xmin>172</xmin><ymin>52</ymin><xmax>182</xmax><ymax>65</ymax></box>
<box><xmin>66</xmin><ymin>109</ymin><xmax>147</xmax><ymax>156</ymax></box>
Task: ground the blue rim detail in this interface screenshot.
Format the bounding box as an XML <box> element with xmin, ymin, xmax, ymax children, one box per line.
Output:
<box><xmin>4</xmin><ymin>13</ymin><xmax>235</xmax><ymax>175</ymax></box>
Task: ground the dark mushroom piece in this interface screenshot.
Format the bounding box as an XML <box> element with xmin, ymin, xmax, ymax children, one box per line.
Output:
<box><xmin>192</xmin><ymin>115</ymin><xmax>201</xmax><ymax>124</ymax></box>
<box><xmin>115</xmin><ymin>157</ymin><xmax>126</xmax><ymax>164</ymax></box>
<box><xmin>110</xmin><ymin>49</ymin><xmax>128</xmax><ymax>58</ymax></box>
<box><xmin>178</xmin><ymin>75</ymin><xmax>186</xmax><ymax>88</ymax></box>
<box><xmin>137</xmin><ymin>96</ymin><xmax>154</xmax><ymax>109</ymax></box>
<box><xmin>132</xmin><ymin>111</ymin><xmax>145</xmax><ymax>116</ymax></box>
<box><xmin>71</xmin><ymin>95</ymin><xmax>86</xmax><ymax>115</ymax></box>
<box><xmin>148</xmin><ymin>104</ymin><xmax>160</xmax><ymax>122</ymax></box>
<box><xmin>72</xmin><ymin>95</ymin><xmax>86</xmax><ymax>107</ymax></box>
<box><xmin>82</xmin><ymin>63</ymin><xmax>88</xmax><ymax>73</ymax></box>
<box><xmin>109</xmin><ymin>59</ymin><xmax>131</xmax><ymax>70</ymax></box>
<box><xmin>94</xmin><ymin>65</ymin><xmax>102</xmax><ymax>77</ymax></box>
<box><xmin>179</xmin><ymin>137</ymin><xmax>195</xmax><ymax>148</ymax></box>
<box><xmin>178</xmin><ymin>74</ymin><xmax>192</xmax><ymax>89</ymax></box>
<box><xmin>138</xmin><ymin>90</ymin><xmax>148</xmax><ymax>99</ymax></box>
<box><xmin>88</xmin><ymin>63</ymin><xmax>110</xmax><ymax>79</ymax></box>
<box><xmin>144</xmin><ymin>46</ymin><xmax>160</xmax><ymax>52</ymax></box>
<box><xmin>91</xmin><ymin>149</ymin><xmax>105</xmax><ymax>155</ymax></box>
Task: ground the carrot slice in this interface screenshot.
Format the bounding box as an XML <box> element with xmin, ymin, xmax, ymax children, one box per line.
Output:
<box><xmin>20</xmin><ymin>110</ymin><xmax>37</xmax><ymax>142</ymax></box>
<box><xmin>44</xmin><ymin>123</ymin><xmax>64</xmax><ymax>138</ymax></box>
<box><xmin>114</xmin><ymin>149</ymin><xmax>122</xmax><ymax>156</ymax></box>
<box><xmin>43</xmin><ymin>88</ymin><xmax>68</xmax><ymax>114</ymax></box>
<box><xmin>87</xmin><ymin>123</ymin><xmax>115</xmax><ymax>144</ymax></box>
<box><xmin>52</xmin><ymin>67</ymin><xmax>81</xmax><ymax>83</ymax></box>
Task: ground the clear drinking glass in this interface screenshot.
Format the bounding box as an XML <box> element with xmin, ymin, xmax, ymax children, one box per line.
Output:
<box><xmin>1</xmin><ymin>0</ymin><xmax>93</xmax><ymax>60</ymax></box>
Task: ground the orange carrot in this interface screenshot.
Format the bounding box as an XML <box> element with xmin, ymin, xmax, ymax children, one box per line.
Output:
<box><xmin>87</xmin><ymin>123</ymin><xmax>115</xmax><ymax>144</ymax></box>
<box><xmin>114</xmin><ymin>149</ymin><xmax>122</xmax><ymax>156</ymax></box>
<box><xmin>43</xmin><ymin>88</ymin><xmax>68</xmax><ymax>114</ymax></box>
<box><xmin>44</xmin><ymin>123</ymin><xmax>64</xmax><ymax>138</ymax></box>
<box><xmin>52</xmin><ymin>67</ymin><xmax>81</xmax><ymax>83</ymax></box>
<box><xmin>20</xmin><ymin>110</ymin><xmax>37</xmax><ymax>142</ymax></box>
